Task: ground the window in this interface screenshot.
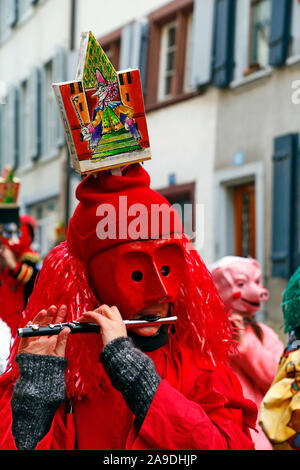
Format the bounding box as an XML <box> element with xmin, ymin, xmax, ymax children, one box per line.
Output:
<box><xmin>247</xmin><ymin>0</ymin><xmax>271</xmax><ymax>73</ymax></box>
<box><xmin>0</xmin><ymin>1</ymin><xmax>42</xmax><ymax>45</ymax></box>
<box><xmin>158</xmin><ymin>22</ymin><xmax>177</xmax><ymax>101</ymax></box>
<box><xmin>234</xmin><ymin>183</ymin><xmax>256</xmax><ymax>258</ymax></box>
<box><xmin>145</xmin><ymin>0</ymin><xmax>194</xmax><ymax>110</ymax></box>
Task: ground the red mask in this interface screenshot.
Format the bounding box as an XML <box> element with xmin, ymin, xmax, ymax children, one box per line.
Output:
<box><xmin>88</xmin><ymin>238</ymin><xmax>185</xmax><ymax>319</ymax></box>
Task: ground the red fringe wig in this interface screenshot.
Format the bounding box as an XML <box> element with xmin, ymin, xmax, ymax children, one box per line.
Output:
<box><xmin>4</xmin><ymin>236</ymin><xmax>234</xmax><ymax>400</ymax></box>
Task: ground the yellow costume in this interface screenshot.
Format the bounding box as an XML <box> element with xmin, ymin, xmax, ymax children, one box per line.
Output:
<box><xmin>259</xmin><ymin>344</ymin><xmax>300</xmax><ymax>449</ymax></box>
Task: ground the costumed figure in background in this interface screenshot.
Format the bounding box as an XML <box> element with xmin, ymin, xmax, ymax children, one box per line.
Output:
<box><xmin>81</xmin><ymin>69</ymin><xmax>140</xmax><ymax>149</ymax></box>
<box><xmin>259</xmin><ymin>266</ymin><xmax>300</xmax><ymax>449</ymax></box>
<box><xmin>0</xmin><ymin>167</ymin><xmax>41</xmax><ymax>339</ymax></box>
<box><xmin>211</xmin><ymin>256</ymin><xmax>284</xmax><ymax>450</ymax></box>
<box><xmin>0</xmin><ymin>164</ymin><xmax>257</xmax><ymax>450</ymax></box>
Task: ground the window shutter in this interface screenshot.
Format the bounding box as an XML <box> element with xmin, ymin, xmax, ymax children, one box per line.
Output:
<box><xmin>28</xmin><ymin>68</ymin><xmax>41</xmax><ymax>160</ymax></box>
<box><xmin>190</xmin><ymin>0</ymin><xmax>215</xmax><ymax>88</ymax></box>
<box><xmin>119</xmin><ymin>20</ymin><xmax>149</xmax><ymax>89</ymax></box>
<box><xmin>6</xmin><ymin>87</ymin><xmax>16</xmax><ymax>169</ymax></box>
<box><xmin>138</xmin><ymin>20</ymin><xmax>149</xmax><ymax>91</ymax></box>
<box><xmin>14</xmin><ymin>86</ymin><xmax>20</xmax><ymax>168</ymax></box>
<box><xmin>40</xmin><ymin>66</ymin><xmax>47</xmax><ymax>157</ymax></box>
<box><xmin>271</xmin><ymin>133</ymin><xmax>298</xmax><ymax>278</ymax></box>
<box><xmin>269</xmin><ymin>0</ymin><xmax>293</xmax><ymax>66</ymax></box>
<box><xmin>212</xmin><ymin>0</ymin><xmax>236</xmax><ymax>88</ymax></box>
<box><xmin>120</xmin><ymin>23</ymin><xmax>133</xmax><ymax>70</ymax></box>
<box><xmin>292</xmin><ymin>136</ymin><xmax>300</xmax><ymax>273</ymax></box>
<box><xmin>7</xmin><ymin>0</ymin><xmax>18</xmax><ymax>28</ymax></box>
<box><xmin>0</xmin><ymin>93</ymin><xmax>9</xmax><ymax>169</ymax></box>
<box><xmin>53</xmin><ymin>48</ymin><xmax>66</xmax><ymax>147</ymax></box>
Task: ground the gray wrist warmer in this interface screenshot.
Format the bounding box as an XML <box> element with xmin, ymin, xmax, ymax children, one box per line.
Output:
<box><xmin>11</xmin><ymin>353</ymin><xmax>67</xmax><ymax>450</ymax></box>
<box><xmin>100</xmin><ymin>337</ymin><xmax>161</xmax><ymax>428</ymax></box>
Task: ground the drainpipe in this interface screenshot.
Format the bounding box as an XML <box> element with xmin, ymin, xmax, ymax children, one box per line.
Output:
<box><xmin>65</xmin><ymin>0</ymin><xmax>77</xmax><ymax>225</ymax></box>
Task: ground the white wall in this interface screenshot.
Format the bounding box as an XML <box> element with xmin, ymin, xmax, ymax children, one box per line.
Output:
<box><xmin>0</xmin><ymin>0</ymin><xmax>71</xmax><ymax>242</ymax></box>
<box><xmin>0</xmin><ymin>0</ymin><xmax>71</xmax><ymax>84</ymax></box>
<box><xmin>145</xmin><ymin>88</ymin><xmax>219</xmax><ymax>264</ymax></box>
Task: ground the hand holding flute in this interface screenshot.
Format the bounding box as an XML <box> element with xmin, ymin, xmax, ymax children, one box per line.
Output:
<box><xmin>18</xmin><ymin>304</ymin><xmax>129</xmax><ymax>358</ymax></box>
<box><xmin>18</xmin><ymin>303</ymin><xmax>177</xmax><ymax>356</ymax></box>
<box><xmin>18</xmin><ymin>305</ymin><xmax>71</xmax><ymax>358</ymax></box>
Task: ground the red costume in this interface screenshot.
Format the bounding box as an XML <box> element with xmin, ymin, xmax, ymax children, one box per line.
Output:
<box><xmin>0</xmin><ymin>214</ymin><xmax>40</xmax><ymax>338</ymax></box>
<box><xmin>0</xmin><ymin>164</ymin><xmax>256</xmax><ymax>450</ymax></box>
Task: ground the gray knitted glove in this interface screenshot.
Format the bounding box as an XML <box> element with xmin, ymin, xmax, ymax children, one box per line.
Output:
<box><xmin>11</xmin><ymin>353</ymin><xmax>67</xmax><ymax>450</ymax></box>
<box><xmin>100</xmin><ymin>336</ymin><xmax>161</xmax><ymax>428</ymax></box>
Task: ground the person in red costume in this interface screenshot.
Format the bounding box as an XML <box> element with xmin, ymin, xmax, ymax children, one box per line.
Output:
<box><xmin>211</xmin><ymin>256</ymin><xmax>284</xmax><ymax>450</ymax></box>
<box><xmin>0</xmin><ymin>164</ymin><xmax>257</xmax><ymax>450</ymax></box>
<box><xmin>0</xmin><ymin>211</ymin><xmax>40</xmax><ymax>339</ymax></box>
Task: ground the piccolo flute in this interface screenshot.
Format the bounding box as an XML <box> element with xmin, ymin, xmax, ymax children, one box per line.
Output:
<box><xmin>17</xmin><ymin>316</ymin><xmax>178</xmax><ymax>338</ymax></box>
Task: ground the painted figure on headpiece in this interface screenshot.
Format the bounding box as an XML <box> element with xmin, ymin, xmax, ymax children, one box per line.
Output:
<box><xmin>260</xmin><ymin>266</ymin><xmax>300</xmax><ymax>450</ymax></box>
<box><xmin>211</xmin><ymin>256</ymin><xmax>284</xmax><ymax>450</ymax></box>
<box><xmin>53</xmin><ymin>31</ymin><xmax>150</xmax><ymax>174</ymax></box>
<box><xmin>81</xmin><ymin>69</ymin><xmax>140</xmax><ymax>149</ymax></box>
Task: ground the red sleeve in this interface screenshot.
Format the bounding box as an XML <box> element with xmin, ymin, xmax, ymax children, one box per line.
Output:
<box><xmin>0</xmin><ymin>372</ymin><xmax>75</xmax><ymax>450</ymax></box>
<box><xmin>126</xmin><ymin>371</ymin><xmax>256</xmax><ymax>450</ymax></box>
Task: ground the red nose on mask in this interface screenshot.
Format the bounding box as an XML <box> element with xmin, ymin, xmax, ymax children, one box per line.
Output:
<box><xmin>232</xmin><ymin>291</ymin><xmax>242</xmax><ymax>300</ymax></box>
<box><xmin>88</xmin><ymin>238</ymin><xmax>185</xmax><ymax>319</ymax></box>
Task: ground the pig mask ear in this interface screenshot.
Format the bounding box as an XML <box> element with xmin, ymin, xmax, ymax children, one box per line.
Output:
<box><xmin>212</xmin><ymin>267</ymin><xmax>234</xmax><ymax>289</ymax></box>
<box><xmin>249</xmin><ymin>258</ymin><xmax>261</xmax><ymax>271</ymax></box>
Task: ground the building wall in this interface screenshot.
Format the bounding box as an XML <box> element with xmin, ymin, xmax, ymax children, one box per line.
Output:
<box><xmin>0</xmin><ymin>0</ymin><xmax>72</xmax><ymax>255</ymax></box>
<box><xmin>214</xmin><ymin>63</ymin><xmax>300</xmax><ymax>339</ymax></box>
<box><xmin>75</xmin><ymin>0</ymin><xmax>171</xmax><ymax>45</ymax></box>
<box><xmin>0</xmin><ymin>0</ymin><xmax>70</xmax><ymax>83</ymax></box>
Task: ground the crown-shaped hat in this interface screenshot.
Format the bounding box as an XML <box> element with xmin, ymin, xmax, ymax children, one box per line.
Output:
<box><xmin>0</xmin><ymin>166</ymin><xmax>20</xmax><ymax>206</ymax></box>
<box><xmin>52</xmin><ymin>31</ymin><xmax>151</xmax><ymax>175</ymax></box>
<box><xmin>0</xmin><ymin>166</ymin><xmax>20</xmax><ymax>225</ymax></box>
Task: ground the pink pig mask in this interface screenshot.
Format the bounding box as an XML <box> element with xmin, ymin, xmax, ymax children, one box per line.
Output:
<box><xmin>211</xmin><ymin>257</ymin><xmax>269</xmax><ymax>315</ymax></box>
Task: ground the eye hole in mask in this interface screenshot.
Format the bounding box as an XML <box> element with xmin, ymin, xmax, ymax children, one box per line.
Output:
<box><xmin>161</xmin><ymin>266</ymin><xmax>170</xmax><ymax>277</ymax></box>
<box><xmin>131</xmin><ymin>270</ymin><xmax>143</xmax><ymax>282</ymax></box>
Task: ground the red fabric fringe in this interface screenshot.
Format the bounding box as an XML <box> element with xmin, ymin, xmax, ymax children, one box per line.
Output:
<box><xmin>4</xmin><ymin>239</ymin><xmax>234</xmax><ymax>399</ymax></box>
